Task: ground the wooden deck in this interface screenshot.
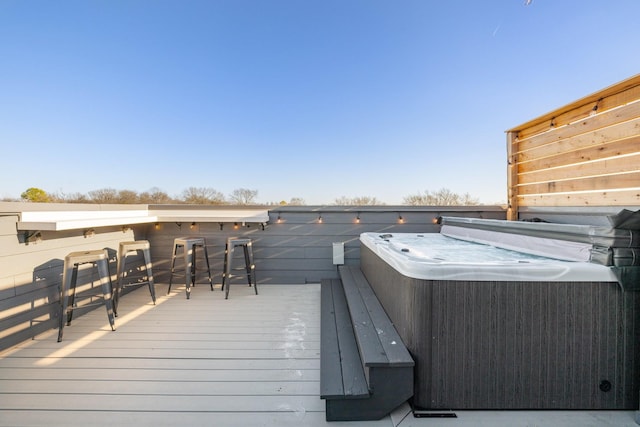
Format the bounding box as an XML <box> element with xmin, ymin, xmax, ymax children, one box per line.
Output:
<box><xmin>0</xmin><ymin>282</ymin><xmax>637</xmax><ymax>427</ymax></box>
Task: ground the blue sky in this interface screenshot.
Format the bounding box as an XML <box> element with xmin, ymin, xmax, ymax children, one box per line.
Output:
<box><xmin>2</xmin><ymin>1</ymin><xmax>639</xmax><ymax>205</ymax></box>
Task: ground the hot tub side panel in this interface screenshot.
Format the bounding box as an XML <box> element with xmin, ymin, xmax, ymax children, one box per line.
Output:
<box><xmin>360</xmin><ymin>244</ymin><xmax>434</xmax><ymax>407</ymax></box>
<box><xmin>360</xmin><ymin>243</ymin><xmax>640</xmax><ymax>410</ymax></box>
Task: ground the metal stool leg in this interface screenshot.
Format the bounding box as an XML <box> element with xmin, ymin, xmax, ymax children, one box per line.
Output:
<box><xmin>96</xmin><ymin>257</ymin><xmax>116</xmax><ymax>332</ymax></box>
<box><xmin>224</xmin><ymin>242</ymin><xmax>232</xmax><ymax>300</ymax></box>
<box><xmin>185</xmin><ymin>243</ymin><xmax>194</xmax><ymax>299</ymax></box>
<box><xmin>221</xmin><ymin>242</ymin><xmax>229</xmax><ymax>293</ymax></box>
<box><xmin>58</xmin><ymin>261</ymin><xmax>76</xmax><ymax>342</ymax></box>
<box><xmin>142</xmin><ymin>247</ymin><xmax>157</xmax><ymax>304</ymax></box>
<box><xmin>201</xmin><ymin>243</ymin><xmax>213</xmax><ymax>291</ymax></box>
<box><xmin>115</xmin><ymin>252</ymin><xmax>126</xmax><ymax>315</ymax></box>
<box><xmin>66</xmin><ymin>264</ymin><xmax>80</xmax><ymax>326</ymax></box>
<box><xmin>167</xmin><ymin>242</ymin><xmax>180</xmax><ymax>295</ymax></box>
<box><xmin>244</xmin><ymin>243</ymin><xmax>257</xmax><ymax>295</ymax></box>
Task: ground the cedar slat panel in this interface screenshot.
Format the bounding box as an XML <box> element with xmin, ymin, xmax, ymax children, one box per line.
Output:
<box><xmin>511</xmin><ymin>76</ymin><xmax>640</xmax><ymax>137</ymax></box>
<box><xmin>518</xmin><ymin>102</ymin><xmax>640</xmax><ymax>151</ymax></box>
<box><xmin>507</xmin><ymin>132</ymin><xmax>519</xmax><ymax>220</ymax></box>
<box><xmin>507</xmin><ymin>75</ymin><xmax>640</xmax><ymax>212</ymax></box>
<box><xmin>517</xmin><ymin>189</ymin><xmax>640</xmax><ymax>206</ymax></box>
<box><xmin>517</xmin><ymin>118</ymin><xmax>640</xmax><ymax>163</ymax></box>
<box><xmin>508</xmin><ymin>74</ymin><xmax>640</xmax><ymax>213</ymax></box>
<box><xmin>514</xmin><ymin>103</ymin><xmax>597</xmax><ymax>142</ymax></box>
<box><xmin>518</xmin><ymin>137</ymin><xmax>640</xmax><ymax>179</ymax></box>
<box><xmin>518</xmin><ymin>152</ymin><xmax>640</xmax><ymax>184</ymax></box>
<box><xmin>515</xmin><ymin>91</ymin><xmax>640</xmax><ymax>142</ymax></box>
<box><xmin>517</xmin><ymin>171</ymin><xmax>640</xmax><ymax>196</ymax></box>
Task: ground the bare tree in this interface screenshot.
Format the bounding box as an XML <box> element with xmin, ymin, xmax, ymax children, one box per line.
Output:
<box><xmin>88</xmin><ymin>188</ymin><xmax>119</xmax><ymax>203</ymax></box>
<box><xmin>459</xmin><ymin>192</ymin><xmax>480</xmax><ymax>205</ymax></box>
<box><xmin>228</xmin><ymin>188</ymin><xmax>258</xmax><ymax>205</ymax></box>
<box><xmin>139</xmin><ymin>187</ymin><xmax>173</xmax><ymax>204</ymax></box>
<box><xmin>287</xmin><ymin>197</ymin><xmax>305</xmax><ymax>205</ymax></box>
<box><xmin>333</xmin><ymin>196</ymin><xmax>384</xmax><ymax>206</ymax></box>
<box><xmin>54</xmin><ymin>191</ymin><xmax>90</xmax><ymax>203</ymax></box>
<box><xmin>181</xmin><ymin>187</ymin><xmax>226</xmax><ymax>204</ymax></box>
<box><xmin>117</xmin><ymin>190</ymin><xmax>139</xmax><ymax>204</ymax></box>
<box><xmin>403</xmin><ymin>188</ymin><xmax>480</xmax><ymax>206</ymax></box>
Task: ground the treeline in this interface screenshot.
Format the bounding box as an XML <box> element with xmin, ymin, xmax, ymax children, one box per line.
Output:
<box><xmin>14</xmin><ymin>187</ymin><xmax>301</xmax><ymax>205</ymax></box>
<box><xmin>11</xmin><ymin>187</ymin><xmax>485</xmax><ymax>206</ymax></box>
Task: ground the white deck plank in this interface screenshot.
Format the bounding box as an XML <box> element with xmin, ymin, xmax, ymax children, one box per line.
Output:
<box><xmin>0</xmin><ymin>357</ymin><xmax>318</xmax><ymax>370</ymax></box>
<box><xmin>0</xmin><ymin>394</ymin><xmax>326</xmax><ymax>412</ymax></box>
<box><xmin>0</xmin><ymin>369</ymin><xmax>320</xmax><ymax>381</ymax></box>
<box><xmin>3</xmin><ymin>348</ymin><xmax>319</xmax><ymax>359</ymax></box>
<box><xmin>0</xmin><ymin>379</ymin><xmax>319</xmax><ymax>395</ymax></box>
<box><xmin>10</xmin><ymin>339</ymin><xmax>320</xmax><ymax>350</ymax></box>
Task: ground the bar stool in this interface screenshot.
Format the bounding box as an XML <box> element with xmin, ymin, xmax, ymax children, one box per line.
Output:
<box><xmin>58</xmin><ymin>249</ymin><xmax>116</xmax><ymax>342</ymax></box>
<box><xmin>168</xmin><ymin>237</ymin><xmax>213</xmax><ymax>299</ymax></box>
<box><xmin>115</xmin><ymin>240</ymin><xmax>156</xmax><ymax>313</ymax></box>
<box><xmin>221</xmin><ymin>237</ymin><xmax>257</xmax><ymax>299</ymax></box>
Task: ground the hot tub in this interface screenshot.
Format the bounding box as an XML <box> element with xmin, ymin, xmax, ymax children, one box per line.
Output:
<box><xmin>360</xmin><ymin>231</ymin><xmax>640</xmax><ymax>410</ymax></box>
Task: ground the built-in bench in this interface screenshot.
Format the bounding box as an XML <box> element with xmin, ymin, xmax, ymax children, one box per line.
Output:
<box><xmin>320</xmin><ymin>265</ymin><xmax>414</xmax><ymax>421</ymax></box>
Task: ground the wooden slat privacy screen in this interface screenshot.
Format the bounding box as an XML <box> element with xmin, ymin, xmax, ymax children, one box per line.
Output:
<box><xmin>506</xmin><ymin>74</ymin><xmax>640</xmax><ymax>220</ymax></box>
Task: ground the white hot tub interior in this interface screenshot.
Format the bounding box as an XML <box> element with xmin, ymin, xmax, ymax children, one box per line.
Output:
<box><xmin>359</xmin><ymin>232</ymin><xmax>619</xmax><ymax>282</ymax></box>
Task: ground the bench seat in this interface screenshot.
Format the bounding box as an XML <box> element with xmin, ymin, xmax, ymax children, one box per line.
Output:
<box><xmin>320</xmin><ymin>266</ymin><xmax>414</xmax><ymax>421</ymax></box>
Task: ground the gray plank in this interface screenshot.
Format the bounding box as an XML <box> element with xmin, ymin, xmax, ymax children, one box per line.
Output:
<box><xmin>345</xmin><ymin>266</ymin><xmax>414</xmax><ymax>367</ymax></box>
<box><xmin>338</xmin><ymin>266</ymin><xmax>388</xmax><ymax>367</ymax></box>
<box><xmin>320</xmin><ymin>279</ymin><xmax>344</xmax><ymax>397</ymax></box>
<box><xmin>330</xmin><ymin>279</ymin><xmax>369</xmax><ymax>398</ymax></box>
